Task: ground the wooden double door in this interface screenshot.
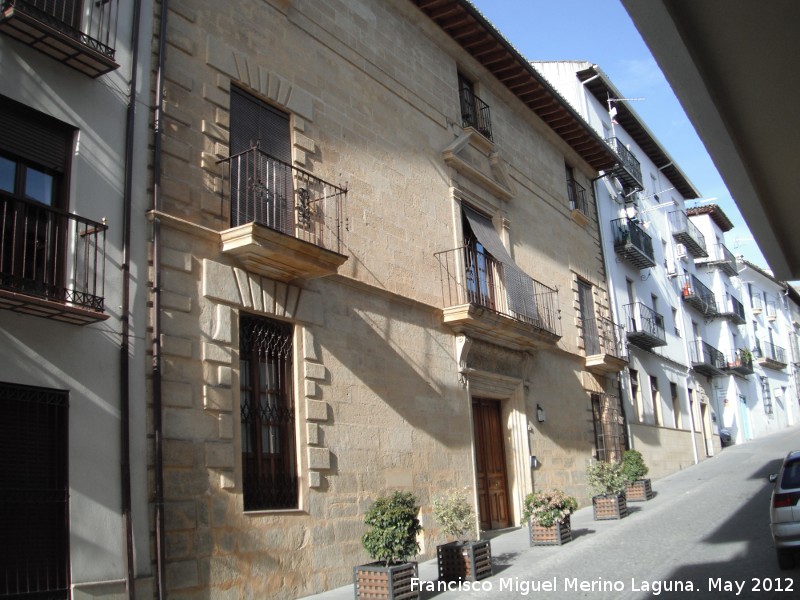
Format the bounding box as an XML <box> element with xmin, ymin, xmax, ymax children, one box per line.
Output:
<box><xmin>472</xmin><ymin>398</ymin><xmax>511</xmax><ymax>530</ymax></box>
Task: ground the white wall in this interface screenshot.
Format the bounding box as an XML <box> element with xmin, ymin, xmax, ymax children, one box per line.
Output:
<box><xmin>0</xmin><ymin>0</ymin><xmax>153</xmax><ymax>592</ymax></box>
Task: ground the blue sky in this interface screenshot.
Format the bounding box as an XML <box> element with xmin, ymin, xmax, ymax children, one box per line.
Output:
<box><xmin>468</xmin><ymin>0</ymin><xmax>768</xmax><ymax>268</ymax></box>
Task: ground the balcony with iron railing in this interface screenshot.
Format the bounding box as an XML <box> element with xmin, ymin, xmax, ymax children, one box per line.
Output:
<box><xmin>582</xmin><ymin>315</ymin><xmax>628</xmax><ymax>374</ymax></box>
<box><xmin>755</xmin><ymin>341</ymin><xmax>787</xmax><ymax>370</ymax></box>
<box><xmin>611</xmin><ymin>217</ymin><xmax>655</xmax><ymax>270</ymax></box>
<box><xmin>0</xmin><ymin>195</ymin><xmax>107</xmax><ymax>324</ymax></box>
<box><xmin>459</xmin><ymin>86</ymin><xmax>493</xmax><ymax>142</ymax></box>
<box><xmin>690</xmin><ymin>339</ymin><xmax>726</xmax><ymax>377</ymax></box>
<box><xmin>696</xmin><ymin>242</ymin><xmax>737</xmax><ymax>276</ymax></box>
<box><xmin>678</xmin><ymin>274</ymin><xmax>717</xmax><ymax>317</ymax></box>
<box><xmin>567</xmin><ymin>178</ymin><xmax>589</xmax><ymax>225</ymax></box>
<box><xmin>0</xmin><ymin>0</ymin><xmax>119</xmax><ymax>77</ymax></box>
<box><xmin>605</xmin><ymin>137</ymin><xmax>643</xmax><ymax>189</ymax></box>
<box><xmin>218</xmin><ymin>146</ymin><xmax>348</xmax><ymax>282</ymax></box>
<box><xmin>724</xmin><ymin>348</ymin><xmax>754</xmax><ymax>375</ymax></box>
<box><xmin>434</xmin><ymin>246</ymin><xmax>561</xmax><ymax>350</ymax></box>
<box><xmin>668</xmin><ymin>210</ymin><xmax>708</xmax><ymax>258</ymax></box>
<box><xmin>623</xmin><ymin>302</ymin><xmax>666</xmax><ymax>350</ymax></box>
<box><xmin>717</xmin><ymin>293</ymin><xmax>746</xmax><ymax>324</ymax></box>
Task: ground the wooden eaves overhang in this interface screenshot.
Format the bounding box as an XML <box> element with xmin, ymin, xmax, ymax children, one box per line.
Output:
<box><xmin>411</xmin><ymin>0</ymin><xmax>617</xmax><ymax>173</ymax></box>
<box><xmin>576</xmin><ymin>65</ymin><xmax>700</xmax><ymax>200</ymax></box>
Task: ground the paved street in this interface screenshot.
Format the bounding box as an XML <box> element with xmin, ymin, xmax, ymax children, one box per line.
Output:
<box><xmin>303</xmin><ymin>425</ymin><xmax>800</xmax><ymax>599</ymax></box>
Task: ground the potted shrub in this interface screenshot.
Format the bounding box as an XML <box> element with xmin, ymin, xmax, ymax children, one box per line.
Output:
<box><xmin>354</xmin><ymin>491</ymin><xmax>423</xmax><ymax>599</ymax></box>
<box><xmin>586</xmin><ymin>460</ymin><xmax>628</xmax><ymax>520</ymax></box>
<box><xmin>522</xmin><ymin>489</ymin><xmax>578</xmax><ymax>546</ymax></box>
<box><xmin>432</xmin><ymin>491</ymin><xmax>492</xmax><ymax>582</ymax></box>
<box><xmin>622</xmin><ymin>449</ymin><xmax>654</xmax><ymax>502</ymax></box>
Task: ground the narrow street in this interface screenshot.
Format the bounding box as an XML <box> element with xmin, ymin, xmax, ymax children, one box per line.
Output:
<box><xmin>309</xmin><ymin>425</ymin><xmax>800</xmax><ymax>600</ymax></box>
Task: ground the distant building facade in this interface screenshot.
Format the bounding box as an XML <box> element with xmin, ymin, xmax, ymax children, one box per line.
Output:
<box><xmin>533</xmin><ymin>60</ymin><xmax>799</xmax><ymax>481</ymax></box>
<box><xmin>729</xmin><ymin>259</ymin><xmax>799</xmax><ymax>441</ymax></box>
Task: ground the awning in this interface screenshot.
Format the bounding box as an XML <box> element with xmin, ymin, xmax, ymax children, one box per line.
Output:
<box><xmin>463</xmin><ymin>206</ymin><xmax>539</xmax><ymax>322</ymax></box>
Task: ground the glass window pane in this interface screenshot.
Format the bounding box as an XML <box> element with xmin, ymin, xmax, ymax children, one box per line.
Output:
<box><xmin>0</xmin><ymin>156</ymin><xmax>15</xmax><ymax>193</ymax></box>
<box><xmin>24</xmin><ymin>167</ymin><xmax>54</xmax><ymax>205</ymax></box>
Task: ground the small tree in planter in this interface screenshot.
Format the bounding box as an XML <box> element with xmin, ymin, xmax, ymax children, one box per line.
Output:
<box><xmin>432</xmin><ymin>491</ymin><xmax>492</xmax><ymax>582</ymax></box>
<box><xmin>355</xmin><ymin>491</ymin><xmax>423</xmax><ymax>599</ymax></box>
<box><xmin>586</xmin><ymin>460</ymin><xmax>628</xmax><ymax>520</ymax></box>
<box><xmin>622</xmin><ymin>449</ymin><xmax>654</xmax><ymax>502</ymax></box>
<box><xmin>522</xmin><ymin>489</ymin><xmax>578</xmax><ymax>546</ymax></box>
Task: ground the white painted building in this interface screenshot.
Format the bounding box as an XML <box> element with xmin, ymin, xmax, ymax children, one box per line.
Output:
<box><xmin>729</xmin><ymin>259</ymin><xmax>799</xmax><ymax>441</ymax></box>
<box><xmin>533</xmin><ymin>61</ymin><xmax>799</xmax><ymax>472</ymax></box>
<box><xmin>0</xmin><ymin>2</ymin><xmax>153</xmax><ymax>598</ymax></box>
<box><xmin>532</xmin><ymin>61</ymin><xmax>727</xmax><ymax>477</ymax></box>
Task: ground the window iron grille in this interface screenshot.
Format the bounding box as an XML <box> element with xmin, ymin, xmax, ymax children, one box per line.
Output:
<box><xmin>239</xmin><ymin>315</ymin><xmax>297</xmax><ymax>511</ymax></box>
<box><xmin>0</xmin><ymin>381</ymin><xmax>69</xmax><ymax>599</ymax></box>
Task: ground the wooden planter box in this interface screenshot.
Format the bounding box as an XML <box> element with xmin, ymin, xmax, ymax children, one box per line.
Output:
<box><xmin>592</xmin><ymin>494</ymin><xmax>628</xmax><ymax>520</ymax></box>
<box><xmin>353</xmin><ymin>561</ymin><xmax>418</xmax><ymax>600</ymax></box>
<box><xmin>529</xmin><ymin>515</ymin><xmax>572</xmax><ymax>546</ymax></box>
<box><xmin>625</xmin><ymin>478</ymin><xmax>654</xmax><ymax>502</ymax></box>
<box><xmin>436</xmin><ymin>540</ymin><xmax>492</xmax><ymax>582</ymax></box>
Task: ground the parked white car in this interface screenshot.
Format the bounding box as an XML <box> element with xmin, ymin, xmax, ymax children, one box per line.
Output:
<box><xmin>770</xmin><ymin>450</ymin><xmax>800</xmax><ymax>569</ymax></box>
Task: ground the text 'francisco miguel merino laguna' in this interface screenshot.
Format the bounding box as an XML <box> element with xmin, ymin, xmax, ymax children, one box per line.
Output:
<box><xmin>412</xmin><ymin>576</ymin><xmax>794</xmax><ymax>596</ymax></box>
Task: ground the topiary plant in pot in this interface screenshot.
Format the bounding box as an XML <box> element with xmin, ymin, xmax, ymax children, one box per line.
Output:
<box><xmin>523</xmin><ymin>489</ymin><xmax>578</xmax><ymax>546</ymax></box>
<box><xmin>622</xmin><ymin>449</ymin><xmax>654</xmax><ymax>502</ymax></box>
<box><xmin>586</xmin><ymin>460</ymin><xmax>628</xmax><ymax>520</ymax></box>
<box><xmin>355</xmin><ymin>491</ymin><xmax>423</xmax><ymax>599</ymax></box>
<box><xmin>432</xmin><ymin>491</ymin><xmax>492</xmax><ymax>582</ymax></box>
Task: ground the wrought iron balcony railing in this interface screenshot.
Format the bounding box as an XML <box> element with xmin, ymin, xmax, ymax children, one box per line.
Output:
<box><xmin>582</xmin><ymin>315</ymin><xmax>627</xmax><ymax>361</ymax></box>
<box><xmin>435</xmin><ymin>246</ymin><xmax>560</xmax><ymax>338</ymax></box>
<box><xmin>605</xmin><ymin>137</ymin><xmax>643</xmax><ymax>189</ymax></box>
<box><xmin>459</xmin><ymin>86</ymin><xmax>493</xmax><ymax>141</ymax></box>
<box><xmin>724</xmin><ymin>348</ymin><xmax>754</xmax><ymax>375</ymax></box>
<box><xmin>0</xmin><ymin>0</ymin><xmax>119</xmax><ymax>77</ymax></box>
<box><xmin>755</xmin><ymin>341</ymin><xmax>787</xmax><ymax>369</ymax></box>
<box><xmin>219</xmin><ymin>146</ymin><xmax>347</xmax><ymax>255</ymax></box>
<box><xmin>696</xmin><ymin>242</ymin><xmax>737</xmax><ymax>276</ymax></box>
<box><xmin>611</xmin><ymin>217</ymin><xmax>655</xmax><ymax>269</ymax></box>
<box><xmin>623</xmin><ymin>302</ymin><xmax>666</xmax><ymax>349</ymax></box>
<box><xmin>0</xmin><ymin>195</ymin><xmax>107</xmax><ymax>319</ymax></box>
<box><xmin>567</xmin><ymin>178</ymin><xmax>588</xmax><ymax>216</ymax></box>
<box><xmin>717</xmin><ymin>293</ymin><xmax>746</xmax><ymax>324</ymax></box>
<box><xmin>668</xmin><ymin>210</ymin><xmax>708</xmax><ymax>258</ymax></box>
<box><xmin>690</xmin><ymin>339</ymin><xmax>726</xmax><ymax>377</ymax></box>
<box><xmin>678</xmin><ymin>274</ymin><xmax>717</xmax><ymax>317</ymax></box>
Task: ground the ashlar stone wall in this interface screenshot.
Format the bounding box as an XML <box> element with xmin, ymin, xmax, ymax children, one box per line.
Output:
<box><xmin>149</xmin><ymin>0</ymin><xmax>617</xmax><ymax>596</ymax></box>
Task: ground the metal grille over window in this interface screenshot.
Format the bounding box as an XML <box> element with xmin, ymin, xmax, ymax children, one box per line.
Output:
<box><xmin>0</xmin><ymin>381</ymin><xmax>69</xmax><ymax>599</ymax></box>
<box><xmin>239</xmin><ymin>315</ymin><xmax>297</xmax><ymax>511</ymax></box>
<box><xmin>591</xmin><ymin>393</ymin><xmax>626</xmax><ymax>463</ymax></box>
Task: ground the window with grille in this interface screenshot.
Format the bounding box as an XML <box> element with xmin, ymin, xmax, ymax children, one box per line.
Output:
<box><xmin>239</xmin><ymin>314</ymin><xmax>298</xmax><ymax>511</ymax></box>
<box><xmin>0</xmin><ymin>381</ymin><xmax>69</xmax><ymax>599</ymax></box>
<box><xmin>761</xmin><ymin>377</ymin><xmax>773</xmax><ymax>415</ymax></box>
<box><xmin>649</xmin><ymin>375</ymin><xmax>661</xmax><ymax>426</ymax></box>
<box><xmin>591</xmin><ymin>393</ymin><xmax>625</xmax><ymax>463</ymax></box>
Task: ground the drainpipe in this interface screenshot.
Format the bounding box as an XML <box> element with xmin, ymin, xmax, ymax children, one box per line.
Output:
<box><xmin>121</xmin><ymin>1</ymin><xmax>143</xmax><ymax>598</ymax></box>
<box><xmin>152</xmin><ymin>0</ymin><xmax>170</xmax><ymax>597</ymax></box>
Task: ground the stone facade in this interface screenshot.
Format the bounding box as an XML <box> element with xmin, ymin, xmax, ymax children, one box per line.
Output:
<box><xmin>148</xmin><ymin>0</ymin><xmax>619</xmax><ymax>596</ymax></box>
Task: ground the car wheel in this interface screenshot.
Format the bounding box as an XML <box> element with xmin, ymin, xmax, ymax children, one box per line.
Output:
<box><xmin>777</xmin><ymin>549</ymin><xmax>794</xmax><ymax>570</ymax></box>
